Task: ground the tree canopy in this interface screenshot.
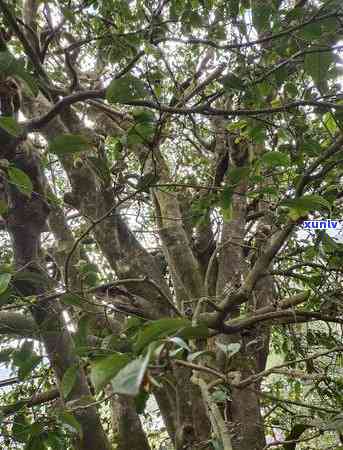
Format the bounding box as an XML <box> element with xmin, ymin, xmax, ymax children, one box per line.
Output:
<box><xmin>0</xmin><ymin>0</ymin><xmax>342</xmax><ymax>449</ymax></box>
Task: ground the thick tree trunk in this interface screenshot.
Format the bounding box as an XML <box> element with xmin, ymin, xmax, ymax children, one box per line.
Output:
<box><xmin>5</xmin><ymin>143</ymin><xmax>111</xmax><ymax>450</ymax></box>
<box><xmin>110</xmin><ymin>394</ymin><xmax>151</xmax><ymax>450</ymax></box>
<box><xmin>211</xmin><ymin>114</ymin><xmax>267</xmax><ymax>450</ymax></box>
<box><xmin>47</xmin><ymin>182</ymin><xmax>152</xmax><ymax>450</ymax></box>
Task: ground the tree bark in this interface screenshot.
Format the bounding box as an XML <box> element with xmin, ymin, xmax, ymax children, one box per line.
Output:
<box><xmin>4</xmin><ymin>136</ymin><xmax>111</xmax><ymax>450</ymax></box>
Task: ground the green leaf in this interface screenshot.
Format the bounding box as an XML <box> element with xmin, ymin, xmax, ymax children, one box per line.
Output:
<box><xmin>228</xmin><ymin>166</ymin><xmax>250</xmax><ymax>185</ymax></box>
<box><xmin>74</xmin><ymin>315</ymin><xmax>91</xmax><ymax>348</ymax></box>
<box><xmin>282</xmin><ymin>195</ymin><xmax>331</xmax><ymax>220</ymax></box>
<box><xmin>304</xmin><ymin>48</ymin><xmax>333</xmax><ymax>85</ymax></box>
<box><xmin>252</xmin><ymin>4</ymin><xmax>271</xmax><ymax>32</ymax></box>
<box><xmin>226</xmin><ymin>120</ymin><xmax>248</xmax><ymax>132</ymax></box>
<box><xmin>61</xmin><ymin>366</ymin><xmax>78</xmax><ymax>400</ymax></box>
<box><xmin>12</xmin><ymin>413</ymin><xmax>31</xmax><ymax>443</ymax></box>
<box><xmin>216</xmin><ymin>342</ymin><xmax>241</xmax><ymax>356</ymax></box>
<box><xmin>219</xmin><ymin>186</ymin><xmax>234</xmax><ymax>222</ymax></box>
<box><xmin>211</xmin><ymin>390</ymin><xmax>227</xmax><ymax>402</ymax></box>
<box><xmin>0</xmin><ymin>50</ymin><xmax>38</xmax><ymax>96</ymax></box>
<box><xmin>8</xmin><ymin>167</ymin><xmax>33</xmax><ymax>197</ymax></box>
<box><xmin>82</xmin><ymin>271</ymin><xmax>98</xmax><ymax>287</ymax></box>
<box><xmin>15</xmin><ymin>66</ymin><xmax>39</xmax><ymax>98</ymax></box>
<box><xmin>134</xmin><ymin>318</ymin><xmax>191</xmax><ymax>353</ymax></box>
<box><xmin>60</xmin><ymin>293</ymin><xmax>86</xmax><ymax>309</ymax></box>
<box><xmin>299</xmin><ymin>23</ymin><xmax>322</xmax><ymax>40</ymax></box>
<box><xmin>0</xmin><ymin>51</ymin><xmax>17</xmax><ymax>75</ymax></box>
<box><xmin>260</xmin><ymin>151</ymin><xmax>290</xmax><ymax>167</ymax></box>
<box><xmin>0</xmin><ymin>273</ymin><xmax>11</xmax><ymax>295</ymax></box>
<box><xmin>177</xmin><ymin>324</ymin><xmax>210</xmax><ymax>340</ymax></box>
<box><xmin>323</xmin><ymin>112</ymin><xmax>338</xmax><ymax>134</ymax></box>
<box><xmin>13</xmin><ymin>270</ymin><xmax>47</xmax><ymax>288</ymax></box>
<box><xmin>58</xmin><ymin>411</ymin><xmax>82</xmax><ymax>437</ymax></box>
<box><xmin>86</xmin><ymin>156</ymin><xmax>111</xmax><ymax>185</ymax></box>
<box><xmin>228</xmin><ymin>0</ymin><xmax>240</xmax><ymax>19</ymax></box>
<box><xmin>106</xmin><ymin>74</ymin><xmax>148</xmax><ymax>104</ymax></box>
<box><xmin>127</xmin><ymin>122</ymin><xmax>154</xmax><ymax>145</ymax></box>
<box><xmin>220</xmin><ymin>73</ymin><xmax>245</xmax><ymax>91</ymax></box>
<box><xmin>168</xmin><ymin>336</ymin><xmax>191</xmax><ymax>351</ymax></box>
<box><xmin>25</xmin><ymin>435</ymin><xmax>47</xmax><ymax>450</ymax></box>
<box><xmin>0</xmin><ymin>116</ymin><xmax>23</xmax><ymax>137</ymax></box>
<box><xmin>44</xmin><ymin>432</ymin><xmax>64</xmax><ymax>450</ymax></box>
<box><xmin>135</xmin><ymin>390</ymin><xmax>149</xmax><ymax>414</ymax></box>
<box><xmin>13</xmin><ymin>341</ymin><xmax>41</xmax><ymax>380</ymax></box>
<box><xmin>111</xmin><ymin>349</ymin><xmax>150</xmax><ymax>396</ymax></box>
<box><xmin>132</xmin><ymin>109</ymin><xmax>155</xmax><ymax>123</ymax></box>
<box><xmin>90</xmin><ymin>353</ymin><xmax>131</xmax><ymax>392</ymax></box>
<box><xmin>0</xmin><ymin>199</ymin><xmax>8</xmax><ymax>215</ymax></box>
<box><xmin>48</xmin><ymin>134</ymin><xmax>93</xmax><ymax>156</ymax></box>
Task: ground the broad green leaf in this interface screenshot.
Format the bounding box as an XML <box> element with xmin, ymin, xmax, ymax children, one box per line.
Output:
<box><xmin>299</xmin><ymin>23</ymin><xmax>322</xmax><ymax>40</ymax></box>
<box><xmin>90</xmin><ymin>353</ymin><xmax>131</xmax><ymax>392</ymax></box>
<box><xmin>0</xmin><ymin>348</ymin><xmax>13</xmax><ymax>363</ymax></box>
<box><xmin>132</xmin><ymin>109</ymin><xmax>155</xmax><ymax>123</ymax></box>
<box><xmin>220</xmin><ymin>73</ymin><xmax>244</xmax><ymax>91</ymax></box>
<box><xmin>60</xmin><ymin>293</ymin><xmax>86</xmax><ymax>309</ymax></box>
<box><xmin>14</xmin><ymin>65</ymin><xmax>39</xmax><ymax>97</ymax></box>
<box><xmin>178</xmin><ymin>324</ymin><xmax>210</xmax><ymax>340</ymax></box>
<box><xmin>76</xmin><ymin>261</ymin><xmax>97</xmax><ymax>273</ymax></box>
<box><xmin>282</xmin><ymin>195</ymin><xmax>331</xmax><ymax>220</ymax></box>
<box><xmin>216</xmin><ymin>342</ymin><xmax>241</xmax><ymax>356</ymax></box>
<box><xmin>0</xmin><ymin>117</ymin><xmax>23</xmax><ymax>137</ymax></box>
<box><xmin>13</xmin><ymin>270</ymin><xmax>47</xmax><ymax>288</ymax></box>
<box><xmin>13</xmin><ymin>341</ymin><xmax>41</xmax><ymax>379</ymax></box>
<box><xmin>282</xmin><ymin>195</ymin><xmax>331</xmax><ymax>211</ymax></box>
<box><xmin>302</xmin><ymin>139</ymin><xmax>321</xmax><ymax>156</ymax></box>
<box><xmin>25</xmin><ymin>435</ymin><xmax>47</xmax><ymax>450</ymax></box>
<box><xmin>111</xmin><ymin>349</ymin><xmax>150</xmax><ymax>396</ymax></box>
<box><xmin>323</xmin><ymin>112</ymin><xmax>338</xmax><ymax>134</ymax></box>
<box><xmin>260</xmin><ymin>151</ymin><xmax>290</xmax><ymax>167</ymax></box>
<box><xmin>226</xmin><ymin>120</ymin><xmax>248</xmax><ymax>132</ymax></box>
<box><xmin>0</xmin><ymin>51</ymin><xmax>17</xmax><ymax>75</ymax></box>
<box><xmin>252</xmin><ymin>4</ymin><xmax>271</xmax><ymax>32</ymax></box>
<box><xmin>228</xmin><ymin>0</ymin><xmax>240</xmax><ymax>19</ymax></box>
<box><xmin>228</xmin><ymin>166</ymin><xmax>250</xmax><ymax>185</ymax></box>
<box><xmin>61</xmin><ymin>366</ymin><xmax>78</xmax><ymax>400</ymax></box>
<box><xmin>74</xmin><ymin>315</ymin><xmax>91</xmax><ymax>348</ymax></box>
<box><xmin>82</xmin><ymin>271</ymin><xmax>98</xmax><ymax>287</ymax></box>
<box><xmin>58</xmin><ymin>411</ymin><xmax>82</xmax><ymax>437</ymax></box>
<box><xmin>134</xmin><ymin>318</ymin><xmax>191</xmax><ymax>353</ymax></box>
<box><xmin>0</xmin><ymin>273</ymin><xmax>11</xmax><ymax>295</ymax></box>
<box><xmin>135</xmin><ymin>390</ymin><xmax>149</xmax><ymax>414</ymax></box>
<box><xmin>0</xmin><ymin>51</ymin><xmax>38</xmax><ymax>96</ymax></box>
<box><xmin>304</xmin><ymin>49</ymin><xmax>333</xmax><ymax>85</ymax></box>
<box><xmin>168</xmin><ymin>336</ymin><xmax>191</xmax><ymax>351</ymax></box>
<box><xmin>87</xmin><ymin>156</ymin><xmax>111</xmax><ymax>185</ymax></box>
<box><xmin>8</xmin><ymin>167</ymin><xmax>33</xmax><ymax>197</ymax></box>
<box><xmin>219</xmin><ymin>186</ymin><xmax>234</xmax><ymax>222</ymax></box>
<box><xmin>211</xmin><ymin>390</ymin><xmax>227</xmax><ymax>402</ymax></box>
<box><xmin>44</xmin><ymin>432</ymin><xmax>64</xmax><ymax>449</ymax></box>
<box><xmin>244</xmin><ymin>121</ymin><xmax>266</xmax><ymax>143</ymax></box>
<box><xmin>12</xmin><ymin>413</ymin><xmax>31</xmax><ymax>443</ymax></box>
<box><xmin>49</xmin><ymin>134</ymin><xmax>93</xmax><ymax>155</ymax></box>
<box><xmin>106</xmin><ymin>74</ymin><xmax>148</xmax><ymax>104</ymax></box>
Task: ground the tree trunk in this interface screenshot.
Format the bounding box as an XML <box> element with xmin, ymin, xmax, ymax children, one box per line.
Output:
<box><xmin>5</xmin><ymin>143</ymin><xmax>111</xmax><ymax>450</ymax></box>
<box><xmin>110</xmin><ymin>394</ymin><xmax>151</xmax><ymax>450</ymax></box>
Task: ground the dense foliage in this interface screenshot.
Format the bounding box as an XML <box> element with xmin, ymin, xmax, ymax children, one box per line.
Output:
<box><xmin>0</xmin><ymin>0</ymin><xmax>342</xmax><ymax>449</ymax></box>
